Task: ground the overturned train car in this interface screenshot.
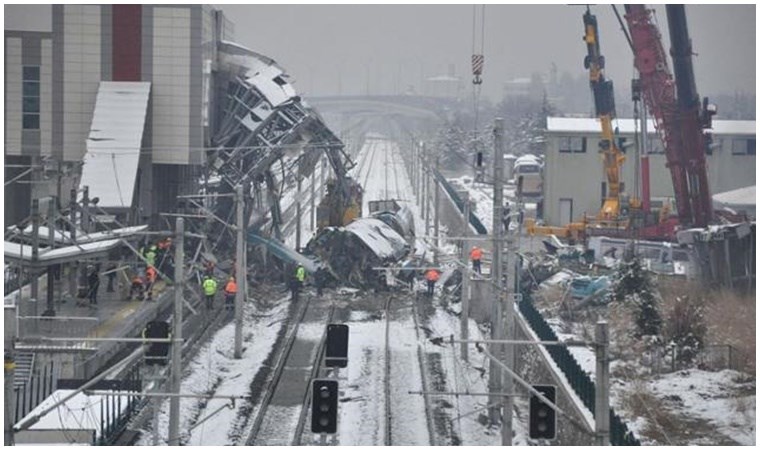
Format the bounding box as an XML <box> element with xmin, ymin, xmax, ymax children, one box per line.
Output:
<box><xmin>306</xmin><ymin>205</ymin><xmax>415</xmax><ymax>287</ymax></box>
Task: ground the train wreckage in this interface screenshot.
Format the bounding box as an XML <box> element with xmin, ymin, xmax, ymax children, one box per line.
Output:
<box><xmin>306</xmin><ymin>202</ymin><xmax>416</xmax><ymax>287</ymax></box>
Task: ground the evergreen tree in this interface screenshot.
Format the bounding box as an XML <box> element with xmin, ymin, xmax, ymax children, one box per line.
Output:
<box><xmin>611</xmin><ymin>256</ymin><xmax>662</xmax><ymax>339</ymax></box>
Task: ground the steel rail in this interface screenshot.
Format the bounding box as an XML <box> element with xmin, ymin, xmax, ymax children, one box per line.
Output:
<box><xmin>244</xmin><ymin>295</ymin><xmax>313</xmax><ymax>445</ymax></box>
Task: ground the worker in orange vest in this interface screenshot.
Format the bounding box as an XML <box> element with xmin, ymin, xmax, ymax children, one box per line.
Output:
<box><xmin>424</xmin><ymin>268</ymin><xmax>440</xmax><ymax>297</ymax></box>
<box><xmin>470</xmin><ymin>246</ymin><xmax>483</xmax><ymax>274</ymax></box>
<box><xmin>130</xmin><ymin>274</ymin><xmax>145</xmax><ymax>301</ymax></box>
<box><xmin>224</xmin><ymin>276</ymin><xmax>237</xmax><ymax>311</ymax></box>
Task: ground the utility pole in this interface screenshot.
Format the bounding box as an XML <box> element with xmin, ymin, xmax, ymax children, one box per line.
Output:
<box><xmin>504</xmin><ymin>186</ymin><xmax>517</xmax><ymax>445</ymax></box>
<box><xmin>423</xmin><ymin>146</ymin><xmax>430</xmax><ymax>240</ymax></box>
<box><xmin>595</xmin><ymin>320</ymin><xmax>610</xmax><ymax>445</ymax></box>
<box><xmin>68</xmin><ymin>188</ymin><xmax>77</xmax><ymax>303</ymax></box>
<box><xmin>234</xmin><ymin>185</ymin><xmax>245</xmax><ymax>359</ymax></box>
<box><xmin>30</xmin><ymin>198</ymin><xmax>40</xmax><ymax>320</ymax></box>
<box><xmin>460</xmin><ymin>193</ymin><xmax>471</xmax><ymax>361</ymax></box>
<box><xmin>168</xmin><ymin>217</ymin><xmax>185</xmax><ymax>445</ymax></box>
<box><xmin>310</xmin><ymin>168</ymin><xmax>316</xmax><ymax>231</ymax></box>
<box><xmin>489</xmin><ymin>118</ymin><xmax>505</xmax><ymax>428</ymax></box>
<box><xmin>82</xmin><ymin>186</ymin><xmax>90</xmax><ymax>234</ymax></box>
<box><xmin>45</xmin><ymin>198</ymin><xmax>56</xmax><ymax>316</ymax></box>
<box><xmin>5</xmin><ymin>301</ymin><xmax>17</xmax><ymax>446</ymax></box>
<box><xmin>296</xmin><ymin>179</ymin><xmax>302</xmax><ymax>252</ymax></box>
<box><xmin>433</xmin><ymin>156</ymin><xmax>441</xmax><ymax>263</ymax></box>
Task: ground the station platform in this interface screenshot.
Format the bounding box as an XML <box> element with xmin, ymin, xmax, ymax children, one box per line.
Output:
<box><xmin>9</xmin><ymin>268</ymin><xmax>178</xmax><ymax>379</ymax></box>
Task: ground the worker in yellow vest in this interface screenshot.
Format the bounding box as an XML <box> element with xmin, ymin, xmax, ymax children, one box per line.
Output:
<box><xmin>202</xmin><ymin>276</ymin><xmax>218</xmax><ymax>310</ymax></box>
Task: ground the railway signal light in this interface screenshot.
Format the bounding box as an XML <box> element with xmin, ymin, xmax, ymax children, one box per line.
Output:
<box><xmin>529</xmin><ymin>385</ymin><xmax>557</xmax><ymax>440</ymax></box>
<box><xmin>311</xmin><ymin>379</ymin><xmax>339</xmax><ymax>434</ymax></box>
<box><xmin>325</xmin><ymin>324</ymin><xmax>349</xmax><ymax>368</ymax></box>
<box><xmin>143</xmin><ymin>320</ymin><xmax>170</xmax><ymax>366</ymax></box>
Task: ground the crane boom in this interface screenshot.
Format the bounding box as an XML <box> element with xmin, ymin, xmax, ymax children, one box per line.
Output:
<box><xmin>623</xmin><ymin>4</ymin><xmax>713</xmax><ymax>227</ymax></box>
<box><xmin>583</xmin><ymin>8</ymin><xmax>626</xmax><ymax>222</ymax></box>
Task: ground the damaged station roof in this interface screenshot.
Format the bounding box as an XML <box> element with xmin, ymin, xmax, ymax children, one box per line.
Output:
<box><xmin>306</xmin><ymin>206</ymin><xmax>415</xmax><ymax>287</ymax></box>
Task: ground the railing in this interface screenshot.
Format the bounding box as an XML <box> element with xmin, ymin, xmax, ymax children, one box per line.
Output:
<box><xmin>518</xmin><ymin>289</ymin><xmax>640</xmax><ymax>446</ymax></box>
<box><xmin>14</xmin><ymin>362</ymin><xmax>57</xmax><ymax>424</ymax></box>
<box><xmin>98</xmin><ymin>363</ymin><xmax>142</xmax><ymax>445</ymax></box>
<box><xmin>17</xmin><ymin>316</ymin><xmax>101</xmax><ymax>343</ymax></box>
<box><xmin>431</xmin><ymin>168</ymin><xmax>489</xmax><ymax>235</ymax></box>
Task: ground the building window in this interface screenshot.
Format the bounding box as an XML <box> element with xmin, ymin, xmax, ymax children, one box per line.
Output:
<box><xmin>558</xmin><ymin>136</ymin><xmax>586</xmax><ymax>153</ymax></box>
<box><xmin>732</xmin><ymin>138</ymin><xmax>755</xmax><ymax>155</ymax></box>
<box><xmin>22</xmin><ymin>65</ymin><xmax>40</xmax><ymax>130</ymax></box>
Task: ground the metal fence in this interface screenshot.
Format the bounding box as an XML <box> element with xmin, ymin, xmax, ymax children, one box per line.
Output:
<box><xmin>14</xmin><ymin>362</ymin><xmax>57</xmax><ymax>424</ymax></box>
<box><xmin>518</xmin><ymin>290</ymin><xmax>640</xmax><ymax>446</ymax></box>
<box><xmin>17</xmin><ymin>315</ymin><xmax>101</xmax><ymax>343</ymax></box>
<box><xmin>97</xmin><ymin>364</ymin><xmax>143</xmax><ymax>445</ymax></box>
<box><xmin>432</xmin><ymin>168</ymin><xmax>489</xmax><ymax>235</ymax></box>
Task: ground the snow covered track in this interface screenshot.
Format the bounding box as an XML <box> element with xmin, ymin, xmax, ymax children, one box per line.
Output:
<box><xmin>244</xmin><ymin>296</ymin><xmax>335</xmax><ymax>445</ymax></box>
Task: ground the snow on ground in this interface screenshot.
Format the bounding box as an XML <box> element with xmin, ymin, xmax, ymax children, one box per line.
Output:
<box><xmin>536</xmin><ymin>279</ymin><xmax>756</xmax><ymax>445</ymax></box>
<box><xmin>137</xmin><ymin>295</ymin><xmax>291</xmax><ymax>445</ymax></box>
<box><xmin>647</xmin><ymin>369</ymin><xmax>755</xmax><ymax>445</ymax></box>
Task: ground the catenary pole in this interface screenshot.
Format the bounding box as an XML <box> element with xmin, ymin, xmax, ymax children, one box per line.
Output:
<box><xmin>461</xmin><ymin>192</ymin><xmax>471</xmax><ymax>361</ymax></box>
<box><xmin>168</xmin><ymin>217</ymin><xmax>185</xmax><ymax>444</ymax></box>
<box><xmin>595</xmin><ymin>321</ymin><xmax>610</xmax><ymax>445</ymax></box>
<box><xmin>235</xmin><ymin>185</ymin><xmax>244</xmax><ymax>359</ymax></box>
<box><xmin>489</xmin><ymin>118</ymin><xmax>505</xmax><ymax>429</ymax></box>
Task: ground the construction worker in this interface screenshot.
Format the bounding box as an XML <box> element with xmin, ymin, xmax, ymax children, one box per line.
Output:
<box><xmin>424</xmin><ymin>268</ymin><xmax>440</xmax><ymax>297</ymax></box>
<box><xmin>145</xmin><ymin>265</ymin><xmax>157</xmax><ymax>297</ymax></box>
<box><xmin>224</xmin><ymin>276</ymin><xmax>237</xmax><ymax>310</ymax></box>
<box><xmin>314</xmin><ymin>267</ymin><xmax>327</xmax><ymax>297</ymax></box>
<box><xmin>144</xmin><ymin>245</ymin><xmax>157</xmax><ymax>269</ymax></box>
<box><xmin>291</xmin><ymin>264</ymin><xmax>306</xmax><ymax>301</ymax></box>
<box><xmin>202</xmin><ymin>276</ymin><xmax>218</xmax><ymax>309</ymax></box>
<box><xmin>87</xmin><ymin>266</ymin><xmax>100</xmax><ymax>307</ymax></box>
<box><xmin>470</xmin><ymin>246</ymin><xmax>483</xmax><ymax>274</ymax></box>
<box><xmin>130</xmin><ymin>273</ymin><xmax>145</xmax><ymax>301</ymax></box>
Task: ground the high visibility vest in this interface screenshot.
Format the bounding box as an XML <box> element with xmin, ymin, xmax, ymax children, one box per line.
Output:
<box><xmin>145</xmin><ymin>250</ymin><xmax>157</xmax><ymax>267</ymax></box>
<box><xmin>225</xmin><ymin>280</ymin><xmax>238</xmax><ymax>294</ymax></box>
<box><xmin>470</xmin><ymin>247</ymin><xmax>483</xmax><ymax>261</ymax></box>
<box><xmin>296</xmin><ymin>267</ymin><xmax>306</xmax><ymax>282</ymax></box>
<box><xmin>425</xmin><ymin>270</ymin><xmax>440</xmax><ymax>282</ymax></box>
<box><xmin>203</xmin><ymin>278</ymin><xmax>218</xmax><ymax>296</ymax></box>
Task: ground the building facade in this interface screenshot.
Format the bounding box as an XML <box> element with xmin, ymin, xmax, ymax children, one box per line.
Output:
<box><xmin>5</xmin><ymin>5</ymin><xmax>235</xmax><ymax>226</ymax></box>
<box><xmin>543</xmin><ymin>117</ymin><xmax>756</xmax><ymax>226</ymax></box>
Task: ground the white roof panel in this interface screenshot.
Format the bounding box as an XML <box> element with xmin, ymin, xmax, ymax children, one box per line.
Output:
<box><xmin>547</xmin><ymin>117</ymin><xmax>755</xmax><ymax>136</ymax></box>
<box><xmin>80</xmin><ymin>82</ymin><xmax>151</xmax><ymax>209</ymax></box>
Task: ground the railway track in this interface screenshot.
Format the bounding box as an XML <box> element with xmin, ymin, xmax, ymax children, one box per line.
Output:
<box><xmin>244</xmin><ymin>295</ymin><xmax>336</xmax><ymax>445</ymax></box>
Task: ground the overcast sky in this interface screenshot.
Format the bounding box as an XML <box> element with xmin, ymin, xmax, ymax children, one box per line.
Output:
<box><xmin>219</xmin><ymin>4</ymin><xmax>756</xmax><ymax>101</ymax></box>
<box><xmin>5</xmin><ymin>4</ymin><xmax>755</xmax><ymax>102</ymax></box>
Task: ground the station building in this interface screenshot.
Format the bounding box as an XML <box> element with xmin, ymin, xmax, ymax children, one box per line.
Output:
<box><xmin>542</xmin><ymin>116</ymin><xmax>756</xmax><ymax>226</ymax></box>
<box><xmin>4</xmin><ymin>5</ymin><xmax>236</xmax><ymax>226</ymax></box>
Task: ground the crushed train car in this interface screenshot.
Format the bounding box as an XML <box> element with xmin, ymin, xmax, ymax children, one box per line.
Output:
<box><xmin>306</xmin><ymin>205</ymin><xmax>415</xmax><ymax>287</ymax></box>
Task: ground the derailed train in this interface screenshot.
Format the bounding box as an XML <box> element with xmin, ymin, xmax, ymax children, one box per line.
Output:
<box><xmin>305</xmin><ymin>204</ymin><xmax>416</xmax><ymax>287</ymax></box>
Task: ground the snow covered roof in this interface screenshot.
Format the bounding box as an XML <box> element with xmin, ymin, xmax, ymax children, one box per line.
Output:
<box><xmin>16</xmin><ymin>389</ymin><xmax>130</xmax><ymax>445</ymax></box>
<box><xmin>5</xmin><ymin>238</ymin><xmax>122</xmax><ymax>265</ymax></box>
<box><xmin>346</xmin><ymin>218</ymin><xmax>407</xmax><ymax>259</ymax></box>
<box><xmin>7</xmin><ymin>225</ymin><xmax>147</xmax><ymax>245</ymax></box>
<box><xmin>219</xmin><ymin>43</ymin><xmax>296</xmax><ymax>108</ymax></box>
<box><xmin>713</xmin><ymin>185</ymin><xmax>755</xmax><ymax>218</ymax></box>
<box><xmin>80</xmin><ymin>82</ymin><xmax>151</xmax><ymax>209</ymax></box>
<box><xmin>547</xmin><ymin>117</ymin><xmax>755</xmax><ymax>136</ymax></box>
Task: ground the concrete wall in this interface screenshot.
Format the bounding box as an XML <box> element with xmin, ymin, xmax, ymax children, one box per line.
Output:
<box><xmin>61</xmin><ymin>5</ymin><xmax>102</xmax><ymax>163</ymax></box>
<box><xmin>544</xmin><ymin>129</ymin><xmax>757</xmax><ymax>226</ymax></box>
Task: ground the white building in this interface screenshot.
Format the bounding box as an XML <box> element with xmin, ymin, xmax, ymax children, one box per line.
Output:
<box><xmin>543</xmin><ymin>117</ymin><xmax>756</xmax><ymax>226</ymax></box>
